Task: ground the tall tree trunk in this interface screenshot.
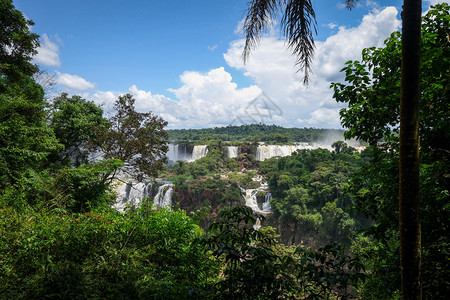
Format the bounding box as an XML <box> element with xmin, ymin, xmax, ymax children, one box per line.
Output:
<box><xmin>399</xmin><ymin>0</ymin><xmax>422</xmax><ymax>299</ymax></box>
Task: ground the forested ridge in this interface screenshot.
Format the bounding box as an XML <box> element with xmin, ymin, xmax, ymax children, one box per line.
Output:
<box><xmin>0</xmin><ymin>1</ymin><xmax>449</xmax><ymax>299</ymax></box>
<box><xmin>167</xmin><ymin>124</ymin><xmax>347</xmax><ymax>144</ymax></box>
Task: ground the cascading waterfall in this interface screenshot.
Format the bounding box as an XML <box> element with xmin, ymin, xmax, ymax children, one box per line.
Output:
<box><xmin>190</xmin><ymin>145</ymin><xmax>208</xmax><ymax>161</ymax></box>
<box><xmin>243</xmin><ymin>189</ymin><xmax>261</xmax><ymax>213</ymax></box>
<box><xmin>152</xmin><ymin>183</ymin><xmax>173</xmax><ymax>209</ymax></box>
<box><xmin>241</xmin><ymin>174</ymin><xmax>272</xmax><ymax>216</ymax></box>
<box><xmin>263</xmin><ymin>192</ymin><xmax>272</xmax><ymax>211</ymax></box>
<box><xmin>227</xmin><ymin>146</ymin><xmax>239</xmax><ymax>158</ymax></box>
<box><xmin>166</xmin><ymin>143</ymin><xmax>208</xmax><ymax>162</ymax></box>
<box><xmin>255</xmin><ymin>143</ymin><xmax>335</xmax><ymax>161</ymax></box>
<box><xmin>114</xmin><ymin>181</ymin><xmax>153</xmax><ymax>212</ymax></box>
<box><xmin>167</xmin><ymin>143</ymin><xmax>191</xmax><ymax>162</ymax></box>
<box><xmin>241</xmin><ymin>186</ymin><xmax>272</xmax><ymax>230</ymax></box>
<box><xmin>113</xmin><ymin>181</ymin><xmax>173</xmax><ymax>211</ymax></box>
<box><xmin>166</xmin><ymin>143</ymin><xmax>180</xmax><ymax>162</ymax></box>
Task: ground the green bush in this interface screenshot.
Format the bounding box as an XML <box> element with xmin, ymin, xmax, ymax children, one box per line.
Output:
<box><xmin>0</xmin><ymin>206</ymin><xmax>218</xmax><ymax>299</ymax></box>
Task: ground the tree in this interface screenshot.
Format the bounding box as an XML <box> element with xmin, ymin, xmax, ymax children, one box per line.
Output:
<box><xmin>332</xmin><ymin>4</ymin><xmax>449</xmax><ymax>298</ymax></box>
<box><xmin>98</xmin><ymin>94</ymin><xmax>169</xmax><ymax>181</ymax></box>
<box><xmin>49</xmin><ymin>93</ymin><xmax>108</xmax><ymax>167</ymax></box>
<box><xmin>242</xmin><ymin>0</ymin><xmax>424</xmax><ymax>297</ymax></box>
<box><xmin>0</xmin><ymin>0</ymin><xmax>60</xmax><ymax>194</ymax></box>
<box><xmin>201</xmin><ymin>206</ymin><xmax>295</xmax><ymax>299</ymax></box>
<box><xmin>0</xmin><ymin>0</ymin><xmax>39</xmax><ymax>84</ymax></box>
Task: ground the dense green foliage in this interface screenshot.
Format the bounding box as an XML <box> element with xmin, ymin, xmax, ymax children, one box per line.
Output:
<box><xmin>0</xmin><ymin>0</ymin><xmax>39</xmax><ymax>81</ymax></box>
<box><xmin>0</xmin><ymin>0</ymin><xmax>61</xmax><ymax>203</ymax></box>
<box><xmin>168</xmin><ymin>124</ymin><xmax>346</xmax><ymax>144</ymax></box>
<box><xmin>0</xmin><ymin>206</ymin><xmax>217</xmax><ymax>299</ymax></box>
<box><xmin>259</xmin><ymin>145</ymin><xmax>369</xmax><ymax>246</ymax></box>
<box><xmin>49</xmin><ymin>93</ymin><xmax>108</xmax><ymax>168</ymax></box>
<box><xmin>201</xmin><ymin>206</ymin><xmax>366</xmax><ymax>299</ymax></box>
<box><xmin>332</xmin><ymin>4</ymin><xmax>450</xmax><ymax>298</ymax></box>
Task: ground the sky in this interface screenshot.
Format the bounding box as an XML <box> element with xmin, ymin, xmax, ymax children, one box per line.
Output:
<box><xmin>14</xmin><ymin>0</ymin><xmax>448</xmax><ymax>129</ymax></box>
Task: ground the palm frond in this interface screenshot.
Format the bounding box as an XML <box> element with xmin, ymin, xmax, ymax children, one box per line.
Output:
<box><xmin>345</xmin><ymin>0</ymin><xmax>360</xmax><ymax>10</ymax></box>
<box><xmin>242</xmin><ymin>0</ymin><xmax>281</xmax><ymax>64</ymax></box>
<box><xmin>282</xmin><ymin>0</ymin><xmax>317</xmax><ymax>84</ymax></box>
<box><xmin>242</xmin><ymin>0</ymin><xmax>359</xmax><ymax>85</ymax></box>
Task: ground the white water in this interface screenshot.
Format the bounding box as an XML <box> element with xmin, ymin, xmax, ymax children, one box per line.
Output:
<box><xmin>113</xmin><ymin>181</ymin><xmax>153</xmax><ymax>212</ymax></box>
<box><xmin>241</xmin><ymin>174</ymin><xmax>272</xmax><ymax>215</ymax></box>
<box><xmin>263</xmin><ymin>192</ymin><xmax>272</xmax><ymax>211</ymax></box>
<box><xmin>190</xmin><ymin>145</ymin><xmax>208</xmax><ymax>161</ymax></box>
<box><xmin>227</xmin><ymin>146</ymin><xmax>239</xmax><ymax>158</ymax></box>
<box><xmin>152</xmin><ymin>183</ymin><xmax>173</xmax><ymax>209</ymax></box>
<box><xmin>255</xmin><ymin>143</ymin><xmax>333</xmax><ymax>161</ymax></box>
<box><xmin>113</xmin><ymin>181</ymin><xmax>173</xmax><ymax>212</ymax></box>
<box><xmin>166</xmin><ymin>144</ymin><xmax>209</xmax><ymax>162</ymax></box>
<box><xmin>167</xmin><ymin>144</ymin><xmax>191</xmax><ymax>162</ymax></box>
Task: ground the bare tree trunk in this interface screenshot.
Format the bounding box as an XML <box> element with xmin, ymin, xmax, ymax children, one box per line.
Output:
<box><xmin>399</xmin><ymin>0</ymin><xmax>422</xmax><ymax>299</ymax></box>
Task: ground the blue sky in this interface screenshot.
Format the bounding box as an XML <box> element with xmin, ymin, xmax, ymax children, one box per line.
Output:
<box><xmin>15</xmin><ymin>0</ymin><xmax>447</xmax><ymax>129</ymax></box>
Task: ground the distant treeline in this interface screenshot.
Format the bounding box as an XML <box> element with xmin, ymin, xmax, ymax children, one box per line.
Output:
<box><xmin>167</xmin><ymin>124</ymin><xmax>346</xmax><ymax>144</ymax></box>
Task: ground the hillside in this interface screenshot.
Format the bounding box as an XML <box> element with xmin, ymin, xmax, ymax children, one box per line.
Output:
<box><xmin>167</xmin><ymin>124</ymin><xmax>348</xmax><ymax>144</ymax></box>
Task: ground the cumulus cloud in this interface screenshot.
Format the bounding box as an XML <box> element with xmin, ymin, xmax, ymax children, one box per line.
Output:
<box><xmin>223</xmin><ymin>6</ymin><xmax>401</xmax><ymax>128</ymax></box>
<box><xmin>87</xmin><ymin>68</ymin><xmax>260</xmax><ymax>129</ymax></box>
<box><xmin>314</xmin><ymin>6</ymin><xmax>400</xmax><ymax>82</ymax></box>
<box><xmin>56</xmin><ymin>72</ymin><xmax>96</xmax><ymax>91</ymax></box>
<box><xmin>34</xmin><ymin>34</ymin><xmax>61</xmax><ymax>67</ymax></box>
<box><xmin>85</xmin><ymin>6</ymin><xmax>402</xmax><ymax>129</ymax></box>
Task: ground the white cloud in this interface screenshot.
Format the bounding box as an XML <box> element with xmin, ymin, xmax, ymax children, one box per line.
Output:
<box><xmin>366</xmin><ymin>0</ymin><xmax>380</xmax><ymax>9</ymax></box>
<box><xmin>34</xmin><ymin>34</ymin><xmax>61</xmax><ymax>67</ymax></box>
<box><xmin>302</xmin><ymin>108</ymin><xmax>341</xmax><ymax>126</ymax></box>
<box><xmin>56</xmin><ymin>72</ymin><xmax>96</xmax><ymax>91</ymax></box>
<box><xmin>208</xmin><ymin>44</ymin><xmax>218</xmax><ymax>51</ymax></box>
<box><xmin>223</xmin><ymin>6</ymin><xmax>401</xmax><ymax>128</ymax></box>
<box><xmin>87</xmin><ymin>68</ymin><xmax>261</xmax><ymax>129</ymax></box>
<box><xmin>326</xmin><ymin>22</ymin><xmax>338</xmax><ymax>29</ymax></box>
<box><xmin>314</xmin><ymin>6</ymin><xmax>400</xmax><ymax>82</ymax></box>
<box><xmin>84</xmin><ymin>6</ymin><xmax>402</xmax><ymax>129</ymax></box>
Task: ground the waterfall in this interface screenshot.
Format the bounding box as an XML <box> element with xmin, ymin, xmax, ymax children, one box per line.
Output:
<box><xmin>263</xmin><ymin>192</ymin><xmax>272</xmax><ymax>211</ymax></box>
<box><xmin>241</xmin><ymin>187</ymin><xmax>272</xmax><ymax>230</ymax></box>
<box><xmin>167</xmin><ymin>143</ymin><xmax>191</xmax><ymax>162</ymax></box>
<box><xmin>227</xmin><ymin>146</ymin><xmax>239</xmax><ymax>158</ymax></box>
<box><xmin>190</xmin><ymin>145</ymin><xmax>208</xmax><ymax>161</ymax></box>
<box><xmin>113</xmin><ymin>181</ymin><xmax>173</xmax><ymax>211</ymax></box>
<box><xmin>256</xmin><ymin>145</ymin><xmax>296</xmax><ymax>161</ymax></box>
<box><xmin>166</xmin><ymin>143</ymin><xmax>179</xmax><ymax>162</ymax></box>
<box><xmin>255</xmin><ymin>143</ymin><xmax>335</xmax><ymax>161</ymax></box>
<box><xmin>114</xmin><ymin>181</ymin><xmax>153</xmax><ymax>212</ymax></box>
<box><xmin>152</xmin><ymin>183</ymin><xmax>173</xmax><ymax>209</ymax></box>
<box><xmin>241</xmin><ymin>175</ymin><xmax>272</xmax><ymax>215</ymax></box>
<box><xmin>167</xmin><ymin>143</ymin><xmax>209</xmax><ymax>162</ymax></box>
<box><xmin>243</xmin><ymin>189</ymin><xmax>261</xmax><ymax>212</ymax></box>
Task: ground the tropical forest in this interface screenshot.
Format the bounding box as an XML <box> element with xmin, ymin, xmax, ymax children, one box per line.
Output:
<box><xmin>0</xmin><ymin>1</ymin><xmax>449</xmax><ymax>299</ymax></box>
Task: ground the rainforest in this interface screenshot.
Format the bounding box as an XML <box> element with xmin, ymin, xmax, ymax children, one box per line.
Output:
<box><xmin>0</xmin><ymin>1</ymin><xmax>449</xmax><ymax>299</ymax></box>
